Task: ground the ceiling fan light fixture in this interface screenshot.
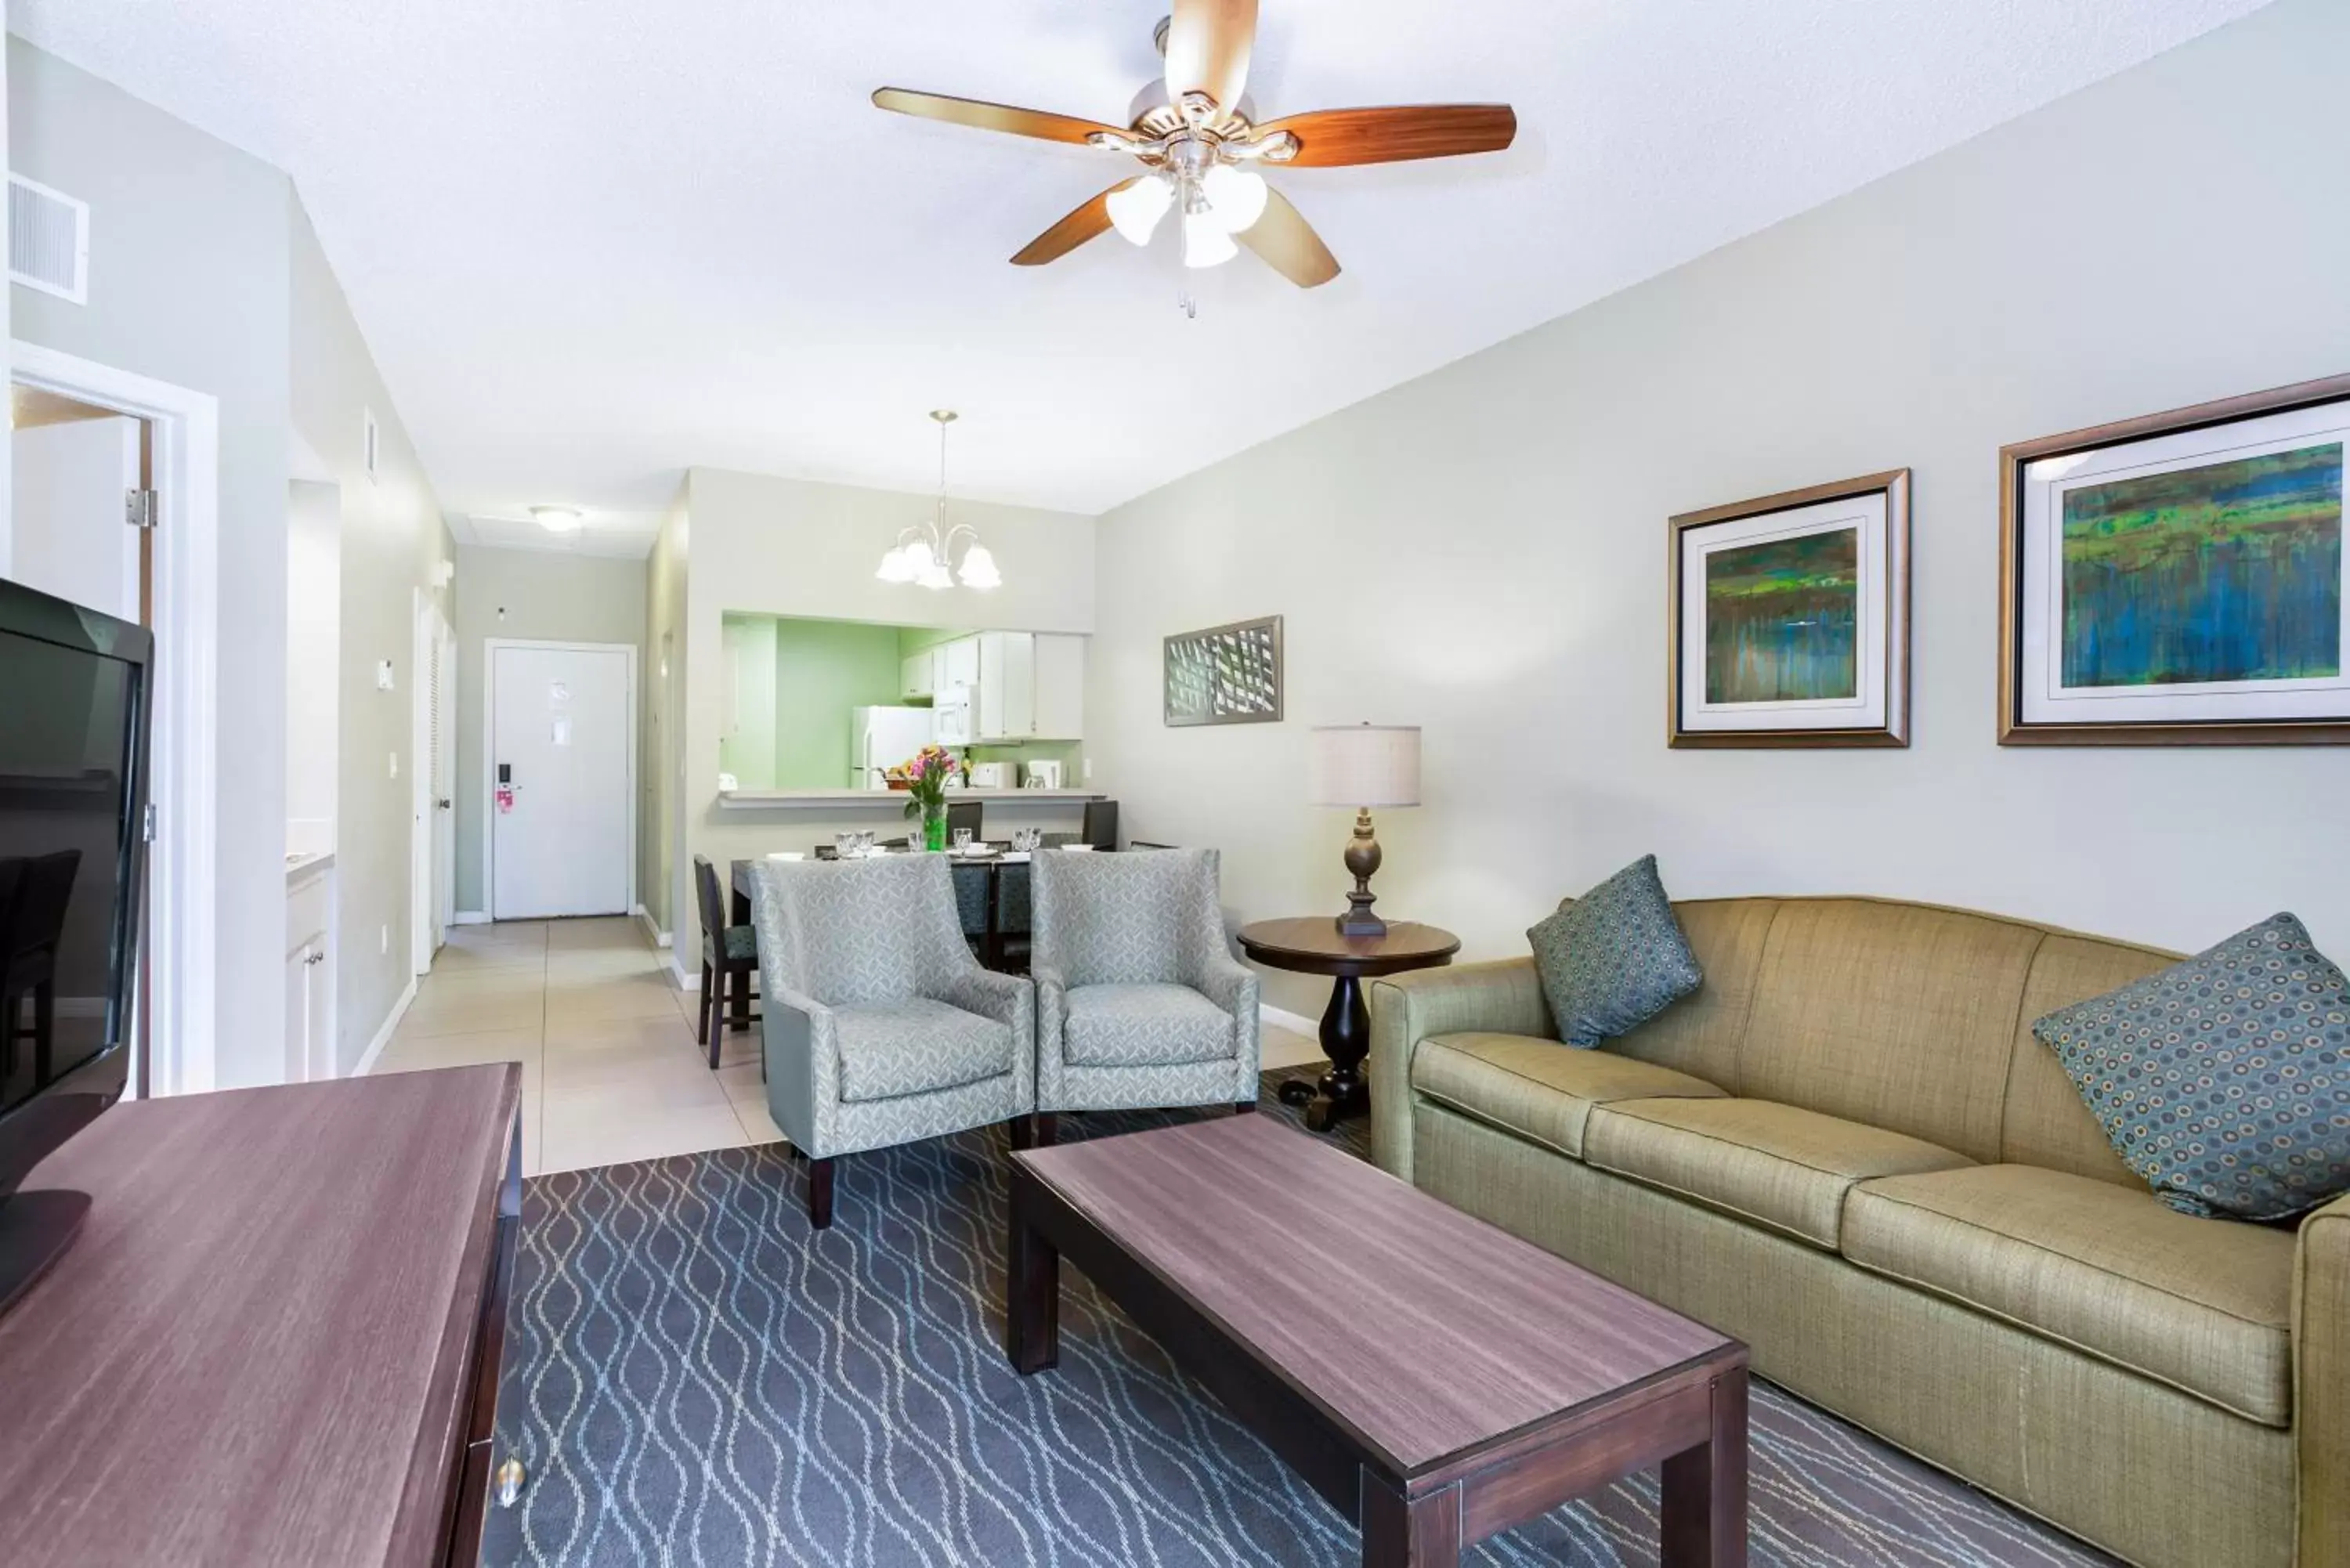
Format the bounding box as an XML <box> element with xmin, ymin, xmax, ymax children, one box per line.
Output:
<box><xmin>1181</xmin><ymin>207</ymin><xmax>1238</xmax><ymax>269</ymax></box>
<box><xmin>1106</xmin><ymin>174</ymin><xmax>1173</xmax><ymax>245</ymax></box>
<box><xmin>956</xmin><ymin>544</ymin><xmax>1001</xmax><ymax>589</ymax></box>
<box><xmin>1201</xmin><ymin>164</ymin><xmax>1267</xmax><ymax>233</ymax></box>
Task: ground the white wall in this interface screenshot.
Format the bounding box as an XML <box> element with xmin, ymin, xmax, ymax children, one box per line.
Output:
<box><xmin>9</xmin><ymin>36</ymin><xmax>295</xmax><ymax>1085</ymax></box>
<box><xmin>660</xmin><ymin>466</ymin><xmax>1097</xmax><ymax>959</ymax></box>
<box><xmin>450</xmin><ymin>543</ymin><xmax>647</xmax><ymax>913</ymax></box>
<box><xmin>284</xmin><ymin>478</ymin><xmax>339</xmax><ymax>838</ymax></box>
<box><xmin>1086</xmin><ymin>0</ymin><xmax>2350</xmax><ymax>1019</ymax></box>
<box><xmin>9</xmin><ymin>414</ymin><xmax>138</xmax><ymax>619</ymax></box>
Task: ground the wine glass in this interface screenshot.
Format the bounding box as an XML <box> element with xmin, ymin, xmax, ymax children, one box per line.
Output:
<box><xmin>953</xmin><ymin>827</ymin><xmax>974</xmax><ymax>854</ymax></box>
<box><xmin>833</xmin><ymin>831</ymin><xmax>855</xmax><ymax>859</ymax></box>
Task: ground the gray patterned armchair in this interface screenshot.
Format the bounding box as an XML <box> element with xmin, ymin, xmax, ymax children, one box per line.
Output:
<box><xmin>749</xmin><ymin>854</ymin><xmax>1035</xmax><ymax>1228</ymax></box>
<box><xmin>1030</xmin><ymin>847</ymin><xmax>1260</xmax><ymax>1136</ymax></box>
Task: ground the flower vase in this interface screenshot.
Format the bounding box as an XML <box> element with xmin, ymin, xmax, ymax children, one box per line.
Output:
<box><xmin>924</xmin><ymin>809</ymin><xmax>949</xmax><ymax>851</ymax></box>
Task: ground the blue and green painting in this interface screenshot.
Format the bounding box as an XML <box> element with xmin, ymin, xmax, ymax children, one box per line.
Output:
<box><xmin>1704</xmin><ymin>526</ymin><xmax>1859</xmax><ymax>704</ymax></box>
<box><xmin>2061</xmin><ymin>443</ymin><xmax>2342</xmax><ymax>688</ymax></box>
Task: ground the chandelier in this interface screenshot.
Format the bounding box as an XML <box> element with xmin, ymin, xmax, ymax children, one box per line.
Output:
<box><xmin>877</xmin><ymin>410</ymin><xmax>1000</xmax><ymax>590</ymax></box>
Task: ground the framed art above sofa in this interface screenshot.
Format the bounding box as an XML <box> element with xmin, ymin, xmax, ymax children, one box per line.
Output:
<box><xmin>1999</xmin><ymin>373</ymin><xmax>2350</xmax><ymax>745</ymax></box>
<box><xmin>1667</xmin><ymin>468</ymin><xmax>1911</xmax><ymax>748</ymax></box>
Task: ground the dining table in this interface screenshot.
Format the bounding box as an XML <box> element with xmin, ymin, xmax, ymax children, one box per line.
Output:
<box><xmin>728</xmin><ymin>846</ymin><xmax>1037</xmax><ymax>984</ymax></box>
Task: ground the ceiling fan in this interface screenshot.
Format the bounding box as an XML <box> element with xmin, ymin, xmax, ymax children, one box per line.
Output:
<box><xmin>872</xmin><ymin>0</ymin><xmax>1517</xmax><ymax>288</ymax></box>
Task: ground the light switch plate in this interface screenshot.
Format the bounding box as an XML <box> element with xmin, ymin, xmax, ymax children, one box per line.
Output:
<box><xmin>389</xmin><ymin>751</ymin><xmax>399</xmax><ymax>779</ymax></box>
<box><xmin>376</xmin><ymin>659</ymin><xmax>395</xmax><ymax>691</ymax></box>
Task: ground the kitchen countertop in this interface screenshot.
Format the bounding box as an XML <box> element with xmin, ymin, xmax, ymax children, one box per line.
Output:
<box><xmin>285</xmin><ymin>850</ymin><xmax>336</xmax><ymax>880</ymax></box>
<box><xmin>718</xmin><ymin>788</ymin><xmax>1105</xmax><ymax>810</ymax></box>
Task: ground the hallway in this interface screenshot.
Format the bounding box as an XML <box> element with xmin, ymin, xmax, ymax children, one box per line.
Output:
<box><xmin>371</xmin><ymin>917</ymin><xmax>775</xmax><ymax>1176</ymax></box>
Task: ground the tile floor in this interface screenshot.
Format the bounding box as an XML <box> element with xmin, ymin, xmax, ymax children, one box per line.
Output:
<box><xmin>371</xmin><ymin>916</ymin><xmax>1325</xmax><ymax>1177</ymax></box>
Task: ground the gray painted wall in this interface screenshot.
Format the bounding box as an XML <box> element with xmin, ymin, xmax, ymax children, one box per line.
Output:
<box><xmin>1086</xmin><ymin>0</ymin><xmax>2350</xmax><ymax>1020</ymax></box>
<box><xmin>290</xmin><ymin>199</ymin><xmax>454</xmax><ymax>1076</ymax></box>
<box><xmin>9</xmin><ymin>37</ymin><xmax>295</xmax><ymax>1084</ymax></box>
<box><xmin>451</xmin><ymin>544</ymin><xmax>648</xmax><ymax>914</ymax></box>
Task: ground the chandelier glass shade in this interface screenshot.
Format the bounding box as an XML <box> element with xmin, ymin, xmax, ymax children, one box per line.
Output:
<box><xmin>877</xmin><ymin>410</ymin><xmax>999</xmax><ymax>591</ymax></box>
<box><xmin>1106</xmin><ymin>161</ymin><xmax>1267</xmax><ymax>269</ymax></box>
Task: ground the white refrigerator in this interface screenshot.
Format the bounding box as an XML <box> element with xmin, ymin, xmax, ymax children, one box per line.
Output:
<box><xmin>851</xmin><ymin>706</ymin><xmax>937</xmax><ymax>789</ymax></box>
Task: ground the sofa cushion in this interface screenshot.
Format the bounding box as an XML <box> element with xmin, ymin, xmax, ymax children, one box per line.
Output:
<box><xmin>1411</xmin><ymin>1033</ymin><xmax>1726</xmax><ymax>1159</ymax></box>
<box><xmin>834</xmin><ymin>999</ymin><xmax>1014</xmax><ymax>1102</ymax></box>
<box><xmin>1844</xmin><ymin>1164</ymin><xmax>2295</xmax><ymax>1425</ymax></box>
<box><xmin>1527</xmin><ymin>854</ymin><xmax>1704</xmax><ymax>1047</ymax></box>
<box><xmin>2032</xmin><ymin>912</ymin><xmax>2350</xmax><ymax>1222</ymax></box>
<box><xmin>1065</xmin><ymin>983</ymin><xmax>1235</xmax><ymax>1068</ymax></box>
<box><xmin>1583</xmin><ymin>1097</ymin><xmax>1972</xmax><ymax>1249</ymax></box>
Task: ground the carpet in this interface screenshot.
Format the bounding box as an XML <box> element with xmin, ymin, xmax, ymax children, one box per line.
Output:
<box><xmin>482</xmin><ymin>1065</ymin><xmax>2116</xmax><ymax>1566</ymax></box>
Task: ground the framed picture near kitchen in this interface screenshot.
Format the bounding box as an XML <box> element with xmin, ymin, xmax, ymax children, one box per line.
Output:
<box><xmin>1164</xmin><ymin>615</ymin><xmax>1284</xmax><ymax>727</ymax></box>
<box><xmin>2000</xmin><ymin>374</ymin><xmax>2350</xmax><ymax>745</ymax></box>
<box><xmin>1667</xmin><ymin>469</ymin><xmax>1911</xmax><ymax>747</ymax></box>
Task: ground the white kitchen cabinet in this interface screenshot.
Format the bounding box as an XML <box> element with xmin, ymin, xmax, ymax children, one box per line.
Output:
<box><xmin>972</xmin><ymin>631</ymin><xmax>1085</xmax><ymax>742</ymax></box>
<box><xmin>976</xmin><ymin>631</ymin><xmax>1034</xmax><ymax>742</ymax></box>
<box><xmin>899</xmin><ymin>649</ymin><xmax>935</xmax><ymax>701</ymax></box>
<box><xmin>939</xmin><ymin>635</ymin><xmax>980</xmax><ymax>692</ymax></box>
<box><xmin>1032</xmin><ymin>633</ymin><xmax>1086</xmax><ymax>739</ymax></box>
<box><xmin>285</xmin><ymin>867</ymin><xmax>334</xmax><ymax>1082</ymax></box>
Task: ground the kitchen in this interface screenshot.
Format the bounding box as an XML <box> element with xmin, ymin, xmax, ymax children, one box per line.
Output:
<box><xmin>714</xmin><ymin>614</ymin><xmax>1103</xmax><ymax>830</ymax></box>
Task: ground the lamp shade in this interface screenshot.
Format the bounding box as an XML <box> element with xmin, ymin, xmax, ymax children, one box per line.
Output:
<box><xmin>1310</xmin><ymin>724</ymin><xmax>1421</xmax><ymax>808</ymax></box>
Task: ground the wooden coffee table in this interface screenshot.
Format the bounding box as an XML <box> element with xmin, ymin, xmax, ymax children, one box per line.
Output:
<box><xmin>1007</xmin><ymin>1114</ymin><xmax>1748</xmax><ymax>1566</ymax></box>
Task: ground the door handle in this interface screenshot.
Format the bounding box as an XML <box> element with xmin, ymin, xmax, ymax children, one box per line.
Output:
<box><xmin>436</xmin><ymin>799</ymin><xmax>452</xmax><ymax>810</ymax></box>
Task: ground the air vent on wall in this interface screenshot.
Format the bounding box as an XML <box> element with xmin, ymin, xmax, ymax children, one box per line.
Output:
<box><xmin>8</xmin><ymin>174</ymin><xmax>90</xmax><ymax>304</ymax></box>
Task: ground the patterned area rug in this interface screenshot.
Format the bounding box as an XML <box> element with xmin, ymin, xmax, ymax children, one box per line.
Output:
<box><xmin>483</xmin><ymin>1066</ymin><xmax>2115</xmax><ymax>1567</ymax></box>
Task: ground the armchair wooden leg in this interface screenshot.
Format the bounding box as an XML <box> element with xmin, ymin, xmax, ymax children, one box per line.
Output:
<box><xmin>805</xmin><ymin>1157</ymin><xmax>835</xmax><ymax>1230</ymax></box>
<box><xmin>1008</xmin><ymin>1115</ymin><xmax>1036</xmax><ymax>1151</ymax></box>
<box><xmin>1235</xmin><ymin>1100</ymin><xmax>1257</xmax><ymax>1115</ymax></box>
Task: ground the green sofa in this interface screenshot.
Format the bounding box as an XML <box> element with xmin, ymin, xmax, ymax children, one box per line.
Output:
<box><xmin>1368</xmin><ymin>895</ymin><xmax>2348</xmax><ymax>1568</ymax></box>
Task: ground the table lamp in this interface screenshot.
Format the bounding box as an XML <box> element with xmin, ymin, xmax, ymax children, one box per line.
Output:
<box><xmin>1310</xmin><ymin>723</ymin><xmax>1421</xmax><ymax>938</ymax></box>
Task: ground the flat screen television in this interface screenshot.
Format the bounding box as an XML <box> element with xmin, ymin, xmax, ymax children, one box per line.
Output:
<box><xmin>0</xmin><ymin>574</ymin><xmax>150</xmax><ymax>1314</ymax></box>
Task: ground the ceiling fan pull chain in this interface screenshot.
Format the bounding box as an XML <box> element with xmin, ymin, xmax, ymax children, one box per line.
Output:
<box><xmin>1177</xmin><ymin>288</ymin><xmax>1198</xmax><ymax>320</ymax></box>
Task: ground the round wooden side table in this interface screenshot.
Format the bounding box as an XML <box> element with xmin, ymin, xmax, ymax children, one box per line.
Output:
<box><xmin>1236</xmin><ymin>917</ymin><xmax>1461</xmax><ymax>1131</ymax></box>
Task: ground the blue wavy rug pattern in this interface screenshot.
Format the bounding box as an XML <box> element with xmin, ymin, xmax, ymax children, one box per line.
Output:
<box><xmin>482</xmin><ymin>1065</ymin><xmax>2115</xmax><ymax>1567</ymax></box>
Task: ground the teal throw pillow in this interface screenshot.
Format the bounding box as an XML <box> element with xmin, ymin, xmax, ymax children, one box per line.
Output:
<box><xmin>2033</xmin><ymin>912</ymin><xmax>2350</xmax><ymax>1223</ymax></box>
<box><xmin>1527</xmin><ymin>854</ymin><xmax>1703</xmax><ymax>1049</ymax></box>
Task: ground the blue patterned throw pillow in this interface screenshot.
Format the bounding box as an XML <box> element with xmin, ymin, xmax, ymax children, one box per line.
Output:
<box><xmin>2034</xmin><ymin>913</ymin><xmax>2350</xmax><ymax>1223</ymax></box>
<box><xmin>1527</xmin><ymin>855</ymin><xmax>1703</xmax><ymax>1048</ymax></box>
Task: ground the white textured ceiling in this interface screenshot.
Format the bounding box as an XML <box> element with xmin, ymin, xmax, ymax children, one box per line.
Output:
<box><xmin>13</xmin><ymin>0</ymin><xmax>2269</xmax><ymax>545</ymax></box>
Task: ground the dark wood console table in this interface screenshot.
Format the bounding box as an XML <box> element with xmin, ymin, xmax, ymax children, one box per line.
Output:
<box><xmin>0</xmin><ymin>1064</ymin><xmax>523</xmax><ymax>1567</ymax></box>
<box><xmin>1237</xmin><ymin>917</ymin><xmax>1459</xmax><ymax>1130</ymax></box>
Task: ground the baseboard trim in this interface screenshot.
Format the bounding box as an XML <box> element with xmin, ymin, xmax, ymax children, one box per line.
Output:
<box><xmin>351</xmin><ymin>975</ymin><xmax>419</xmax><ymax>1078</ymax></box>
<box><xmin>1260</xmin><ymin>1003</ymin><xmax>1318</xmax><ymax>1037</ymax></box>
<box><xmin>632</xmin><ymin>904</ymin><xmax>671</xmax><ymax>949</ymax></box>
<box><xmin>452</xmin><ymin>910</ymin><xmax>491</xmax><ymax>926</ymax></box>
<box><xmin>668</xmin><ymin>952</ymin><xmax>696</xmax><ymax>992</ymax></box>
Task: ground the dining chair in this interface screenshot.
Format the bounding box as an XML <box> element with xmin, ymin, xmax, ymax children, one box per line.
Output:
<box><xmin>692</xmin><ymin>854</ymin><xmax>760</xmax><ymax>1068</ymax></box>
<box><xmin>1029</xmin><ymin>846</ymin><xmax>1258</xmax><ymax>1139</ymax></box>
<box><xmin>748</xmin><ymin>854</ymin><xmax>1036</xmax><ymax>1229</ymax></box>
<box><xmin>946</xmin><ymin>799</ymin><xmax>984</xmax><ymax>843</ymax></box>
<box><xmin>1082</xmin><ymin>799</ymin><xmax>1118</xmax><ymax>850</ymax></box>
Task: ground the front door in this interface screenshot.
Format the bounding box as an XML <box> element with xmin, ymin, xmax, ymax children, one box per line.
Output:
<box><xmin>490</xmin><ymin>644</ymin><xmax>632</xmax><ymax>919</ymax></box>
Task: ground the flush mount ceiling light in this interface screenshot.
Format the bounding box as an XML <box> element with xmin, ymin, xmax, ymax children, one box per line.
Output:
<box><xmin>871</xmin><ymin>0</ymin><xmax>1517</xmax><ymax>287</ymax></box>
<box><xmin>877</xmin><ymin>411</ymin><xmax>1000</xmax><ymax>591</ymax></box>
<box><xmin>530</xmin><ymin>505</ymin><xmax>584</xmax><ymax>533</ymax></box>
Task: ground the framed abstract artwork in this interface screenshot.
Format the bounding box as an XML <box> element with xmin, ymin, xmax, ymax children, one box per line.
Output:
<box><xmin>1667</xmin><ymin>469</ymin><xmax>1911</xmax><ymax>747</ymax></box>
<box><xmin>1164</xmin><ymin>615</ymin><xmax>1283</xmax><ymax>727</ymax></box>
<box><xmin>2000</xmin><ymin>374</ymin><xmax>2350</xmax><ymax>745</ymax></box>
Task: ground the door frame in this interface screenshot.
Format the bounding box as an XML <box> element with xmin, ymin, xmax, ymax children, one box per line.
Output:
<box><xmin>410</xmin><ymin>590</ymin><xmax>455</xmax><ymax>974</ymax></box>
<box><xmin>11</xmin><ymin>340</ymin><xmax>222</xmax><ymax>1100</ymax></box>
<box><xmin>481</xmin><ymin>638</ymin><xmax>638</xmax><ymax>922</ymax></box>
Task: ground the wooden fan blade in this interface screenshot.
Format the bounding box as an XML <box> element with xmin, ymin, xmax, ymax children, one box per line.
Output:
<box><xmin>1012</xmin><ymin>180</ymin><xmax>1137</xmax><ymax>266</ymax></box>
<box><xmin>1255</xmin><ymin>104</ymin><xmax>1518</xmax><ymax>167</ymax></box>
<box><xmin>1163</xmin><ymin>0</ymin><xmax>1257</xmax><ymax>114</ymax></box>
<box><xmin>872</xmin><ymin>88</ymin><xmax>1125</xmax><ymax>147</ymax></box>
<box><xmin>1238</xmin><ymin>187</ymin><xmax>1340</xmax><ymax>288</ymax></box>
